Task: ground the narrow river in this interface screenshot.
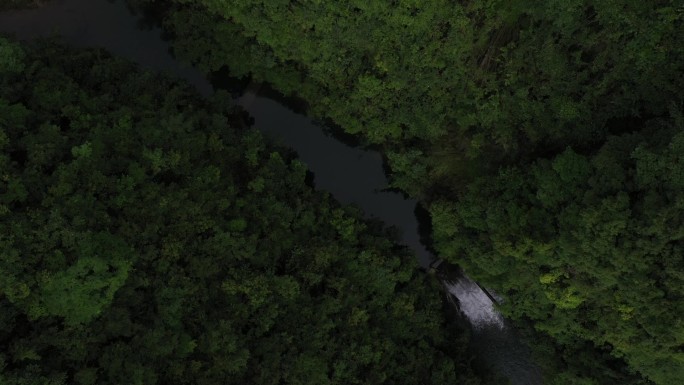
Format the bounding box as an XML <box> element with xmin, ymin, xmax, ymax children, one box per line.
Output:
<box><xmin>0</xmin><ymin>1</ymin><xmax>542</xmax><ymax>383</ymax></box>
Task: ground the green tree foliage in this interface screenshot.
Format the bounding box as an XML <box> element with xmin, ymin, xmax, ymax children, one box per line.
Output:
<box><xmin>96</xmin><ymin>0</ymin><xmax>684</xmax><ymax>382</ymax></box>
<box><xmin>0</xmin><ymin>38</ymin><xmax>485</xmax><ymax>385</ymax></box>
<box><xmin>0</xmin><ymin>37</ymin><xmax>24</xmax><ymax>73</ymax></box>
<box><xmin>431</xmin><ymin>113</ymin><xmax>684</xmax><ymax>384</ymax></box>
<box><xmin>136</xmin><ymin>0</ymin><xmax>682</xmax><ymax>194</ymax></box>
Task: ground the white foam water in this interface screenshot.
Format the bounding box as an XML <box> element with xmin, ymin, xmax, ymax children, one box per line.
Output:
<box><xmin>444</xmin><ymin>277</ymin><xmax>505</xmax><ymax>330</ymax></box>
<box><xmin>444</xmin><ymin>277</ymin><xmax>543</xmax><ymax>385</ymax></box>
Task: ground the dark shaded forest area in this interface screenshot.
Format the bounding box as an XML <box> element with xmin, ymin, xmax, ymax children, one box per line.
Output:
<box><xmin>2</xmin><ymin>0</ymin><xmax>683</xmax><ymax>384</ymax></box>
<box><xmin>0</xmin><ymin>38</ymin><xmax>495</xmax><ymax>385</ymax></box>
<box><xmin>129</xmin><ymin>0</ymin><xmax>682</xmax><ymax>383</ymax></box>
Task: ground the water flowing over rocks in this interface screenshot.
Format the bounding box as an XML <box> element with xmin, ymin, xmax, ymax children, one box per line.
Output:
<box><xmin>444</xmin><ymin>277</ymin><xmax>505</xmax><ymax>330</ymax></box>
<box><xmin>0</xmin><ymin>2</ymin><xmax>541</xmax><ymax>383</ymax></box>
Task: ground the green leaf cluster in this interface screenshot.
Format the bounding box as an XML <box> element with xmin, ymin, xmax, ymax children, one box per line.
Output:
<box><xmin>432</xmin><ymin>115</ymin><xmax>684</xmax><ymax>384</ymax></box>
<box><xmin>0</xmin><ymin>39</ymin><xmax>485</xmax><ymax>385</ymax></box>
<box><xmin>119</xmin><ymin>0</ymin><xmax>684</xmax><ymax>382</ymax></box>
<box><xmin>141</xmin><ymin>0</ymin><xmax>682</xmax><ymax>193</ymax></box>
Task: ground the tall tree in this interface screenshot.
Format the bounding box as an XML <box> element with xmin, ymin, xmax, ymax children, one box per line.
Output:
<box><xmin>431</xmin><ymin>113</ymin><xmax>684</xmax><ymax>384</ymax></box>
<box><xmin>0</xmin><ymin>37</ymin><xmax>487</xmax><ymax>385</ymax></box>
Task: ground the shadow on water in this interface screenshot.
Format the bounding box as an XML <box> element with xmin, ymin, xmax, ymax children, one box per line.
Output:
<box><xmin>415</xmin><ymin>203</ymin><xmax>438</xmax><ymax>255</ymax></box>
<box><xmin>209</xmin><ymin>66</ymin><xmax>251</xmax><ymax>98</ymax></box>
<box><xmin>234</xmin><ymin>88</ymin><xmax>436</xmax><ymax>268</ymax></box>
<box><xmin>242</xmin><ymin>82</ymin><xmax>310</xmax><ymax>116</ymax></box>
<box><xmin>122</xmin><ymin>0</ymin><xmax>172</xmax><ymax>34</ymax></box>
<box><xmin>0</xmin><ymin>1</ymin><xmax>542</xmax><ymax>383</ymax></box>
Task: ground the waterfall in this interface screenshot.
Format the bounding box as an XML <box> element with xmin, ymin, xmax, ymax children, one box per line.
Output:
<box><xmin>444</xmin><ymin>276</ymin><xmax>505</xmax><ymax>330</ymax></box>
<box><xmin>444</xmin><ymin>274</ymin><xmax>543</xmax><ymax>385</ymax></box>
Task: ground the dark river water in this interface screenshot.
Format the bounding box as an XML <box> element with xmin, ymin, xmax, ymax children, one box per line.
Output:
<box><xmin>0</xmin><ymin>1</ymin><xmax>542</xmax><ymax>383</ymax></box>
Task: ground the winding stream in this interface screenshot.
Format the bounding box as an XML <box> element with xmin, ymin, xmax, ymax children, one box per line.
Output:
<box><xmin>0</xmin><ymin>1</ymin><xmax>542</xmax><ymax>383</ymax></box>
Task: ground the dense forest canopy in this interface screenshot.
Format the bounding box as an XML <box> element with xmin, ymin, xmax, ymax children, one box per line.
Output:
<box><xmin>2</xmin><ymin>0</ymin><xmax>683</xmax><ymax>383</ymax></box>
<box><xmin>143</xmin><ymin>0</ymin><xmax>684</xmax><ymax>195</ymax></box>
<box><xmin>122</xmin><ymin>0</ymin><xmax>684</xmax><ymax>383</ymax></box>
<box><xmin>0</xmin><ymin>37</ymin><xmax>492</xmax><ymax>385</ymax></box>
<box><xmin>432</xmin><ymin>114</ymin><xmax>684</xmax><ymax>384</ymax></box>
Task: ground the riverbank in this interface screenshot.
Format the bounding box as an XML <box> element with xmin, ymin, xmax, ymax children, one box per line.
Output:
<box><xmin>127</xmin><ymin>1</ymin><xmax>683</xmax><ymax>383</ymax></box>
<box><xmin>0</xmin><ymin>2</ymin><xmax>541</xmax><ymax>383</ymax></box>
